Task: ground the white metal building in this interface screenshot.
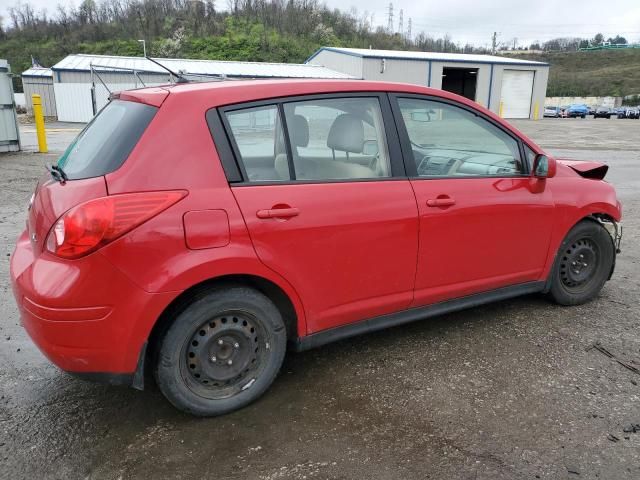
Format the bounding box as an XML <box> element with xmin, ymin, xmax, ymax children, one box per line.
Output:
<box><xmin>0</xmin><ymin>59</ymin><xmax>20</xmax><ymax>153</ymax></box>
<box><xmin>50</xmin><ymin>54</ymin><xmax>355</xmax><ymax>122</ymax></box>
<box><xmin>306</xmin><ymin>47</ymin><xmax>550</xmax><ymax>119</ymax></box>
<box><xmin>21</xmin><ymin>67</ymin><xmax>56</xmax><ymax>117</ymax></box>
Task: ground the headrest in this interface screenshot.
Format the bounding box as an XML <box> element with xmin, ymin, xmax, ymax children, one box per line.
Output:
<box><xmin>288</xmin><ymin>114</ymin><xmax>309</xmax><ymax>147</ymax></box>
<box><xmin>327</xmin><ymin>114</ymin><xmax>364</xmax><ymax>154</ymax></box>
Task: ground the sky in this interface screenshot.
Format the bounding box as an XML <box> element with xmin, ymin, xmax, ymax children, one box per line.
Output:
<box><xmin>1</xmin><ymin>0</ymin><xmax>639</xmax><ymax>48</ymax></box>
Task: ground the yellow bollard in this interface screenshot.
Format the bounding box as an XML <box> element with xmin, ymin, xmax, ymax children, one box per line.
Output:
<box><xmin>499</xmin><ymin>101</ymin><xmax>504</xmax><ymax>118</ymax></box>
<box><xmin>32</xmin><ymin>94</ymin><xmax>48</xmax><ymax>153</ymax></box>
<box><xmin>533</xmin><ymin>102</ymin><xmax>540</xmax><ymax>120</ymax></box>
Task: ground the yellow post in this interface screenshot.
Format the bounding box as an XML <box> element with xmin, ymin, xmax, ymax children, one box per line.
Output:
<box><xmin>499</xmin><ymin>101</ymin><xmax>504</xmax><ymax>118</ymax></box>
<box><xmin>533</xmin><ymin>102</ymin><xmax>540</xmax><ymax>120</ymax></box>
<box><xmin>32</xmin><ymin>94</ymin><xmax>48</xmax><ymax>153</ymax></box>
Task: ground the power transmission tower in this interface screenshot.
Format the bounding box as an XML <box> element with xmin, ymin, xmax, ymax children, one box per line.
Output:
<box><xmin>387</xmin><ymin>3</ymin><xmax>394</xmax><ymax>33</ymax></box>
<box><xmin>398</xmin><ymin>9</ymin><xmax>403</xmax><ymax>36</ymax></box>
<box><xmin>491</xmin><ymin>31</ymin><xmax>498</xmax><ymax>54</ymax></box>
<box><xmin>407</xmin><ymin>18</ymin><xmax>412</xmax><ymax>41</ymax></box>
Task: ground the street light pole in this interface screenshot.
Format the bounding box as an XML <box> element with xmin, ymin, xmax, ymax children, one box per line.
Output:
<box><xmin>138</xmin><ymin>39</ymin><xmax>146</xmax><ymax>57</ymax></box>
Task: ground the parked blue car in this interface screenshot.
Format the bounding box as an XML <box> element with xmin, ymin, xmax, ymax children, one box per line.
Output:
<box><xmin>566</xmin><ymin>104</ymin><xmax>589</xmax><ymax>118</ymax></box>
<box><xmin>567</xmin><ymin>103</ymin><xmax>589</xmax><ymax>118</ymax></box>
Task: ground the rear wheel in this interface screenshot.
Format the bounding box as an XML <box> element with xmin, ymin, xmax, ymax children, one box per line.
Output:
<box><xmin>548</xmin><ymin>221</ymin><xmax>614</xmax><ymax>306</ymax></box>
<box><xmin>155</xmin><ymin>286</ymin><xmax>287</xmax><ymax>416</ymax></box>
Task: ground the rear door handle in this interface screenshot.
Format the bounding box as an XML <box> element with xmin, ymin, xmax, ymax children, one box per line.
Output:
<box><xmin>426</xmin><ymin>197</ymin><xmax>456</xmax><ymax>208</ymax></box>
<box><xmin>256</xmin><ymin>207</ymin><xmax>300</xmax><ymax>219</ymax></box>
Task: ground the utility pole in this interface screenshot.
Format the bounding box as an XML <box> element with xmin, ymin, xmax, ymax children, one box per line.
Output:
<box><xmin>387</xmin><ymin>3</ymin><xmax>394</xmax><ymax>33</ymax></box>
<box><xmin>407</xmin><ymin>18</ymin><xmax>412</xmax><ymax>41</ymax></box>
<box><xmin>398</xmin><ymin>9</ymin><xmax>403</xmax><ymax>37</ymax></box>
<box><xmin>513</xmin><ymin>37</ymin><xmax>518</xmax><ymax>50</ymax></box>
<box><xmin>491</xmin><ymin>31</ymin><xmax>498</xmax><ymax>54</ymax></box>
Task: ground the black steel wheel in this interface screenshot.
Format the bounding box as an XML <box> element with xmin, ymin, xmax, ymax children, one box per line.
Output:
<box><xmin>155</xmin><ymin>286</ymin><xmax>287</xmax><ymax>416</ymax></box>
<box><xmin>548</xmin><ymin>220</ymin><xmax>614</xmax><ymax>306</ymax></box>
<box><xmin>181</xmin><ymin>311</ymin><xmax>267</xmax><ymax>399</ymax></box>
<box><xmin>558</xmin><ymin>238</ymin><xmax>599</xmax><ymax>290</ymax></box>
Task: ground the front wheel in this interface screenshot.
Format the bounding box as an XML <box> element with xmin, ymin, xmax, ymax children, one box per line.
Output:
<box><xmin>155</xmin><ymin>286</ymin><xmax>287</xmax><ymax>416</ymax></box>
<box><xmin>548</xmin><ymin>221</ymin><xmax>614</xmax><ymax>306</ymax></box>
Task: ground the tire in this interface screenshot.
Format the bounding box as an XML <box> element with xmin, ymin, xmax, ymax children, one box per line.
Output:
<box><xmin>581</xmin><ymin>114</ymin><xmax>586</xmax><ymax>119</ymax></box>
<box><xmin>155</xmin><ymin>286</ymin><xmax>287</xmax><ymax>416</ymax></box>
<box><xmin>548</xmin><ymin>220</ymin><xmax>614</xmax><ymax>306</ymax></box>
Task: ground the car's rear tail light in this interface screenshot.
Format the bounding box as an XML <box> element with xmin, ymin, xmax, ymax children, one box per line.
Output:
<box><xmin>45</xmin><ymin>191</ymin><xmax>187</xmax><ymax>259</ymax></box>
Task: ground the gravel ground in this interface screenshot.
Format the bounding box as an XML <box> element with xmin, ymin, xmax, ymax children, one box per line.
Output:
<box><xmin>1</xmin><ymin>117</ymin><xmax>639</xmax><ymax>479</ymax></box>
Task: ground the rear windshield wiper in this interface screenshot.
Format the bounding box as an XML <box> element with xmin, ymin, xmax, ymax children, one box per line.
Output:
<box><xmin>48</xmin><ymin>164</ymin><xmax>68</xmax><ymax>184</ymax></box>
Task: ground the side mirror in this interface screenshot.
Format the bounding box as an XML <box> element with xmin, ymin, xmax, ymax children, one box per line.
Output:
<box><xmin>533</xmin><ymin>154</ymin><xmax>556</xmax><ymax>179</ymax></box>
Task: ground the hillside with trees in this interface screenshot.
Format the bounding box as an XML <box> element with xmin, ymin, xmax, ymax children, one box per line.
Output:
<box><xmin>504</xmin><ymin>49</ymin><xmax>640</xmax><ymax>97</ymax></box>
<box><xmin>1</xmin><ymin>0</ymin><xmax>639</xmax><ymax>97</ymax></box>
<box><xmin>0</xmin><ymin>0</ymin><xmax>485</xmax><ymax>91</ymax></box>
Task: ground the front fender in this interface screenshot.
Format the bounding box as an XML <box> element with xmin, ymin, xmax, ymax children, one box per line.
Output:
<box><xmin>541</xmin><ymin>176</ymin><xmax>621</xmax><ymax>280</ymax></box>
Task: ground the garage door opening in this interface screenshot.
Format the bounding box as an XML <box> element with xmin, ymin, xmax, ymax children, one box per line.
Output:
<box><xmin>441</xmin><ymin>67</ymin><xmax>478</xmax><ymax>101</ymax></box>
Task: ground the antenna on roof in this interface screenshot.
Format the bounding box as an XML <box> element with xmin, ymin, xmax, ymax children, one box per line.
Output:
<box><xmin>145</xmin><ymin>56</ymin><xmax>189</xmax><ymax>83</ymax></box>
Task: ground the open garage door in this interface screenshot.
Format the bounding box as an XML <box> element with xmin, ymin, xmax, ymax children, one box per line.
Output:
<box><xmin>500</xmin><ymin>70</ymin><xmax>534</xmax><ymax>119</ymax></box>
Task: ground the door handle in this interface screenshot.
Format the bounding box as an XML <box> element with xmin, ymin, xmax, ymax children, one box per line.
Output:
<box><xmin>426</xmin><ymin>197</ymin><xmax>456</xmax><ymax>207</ymax></box>
<box><xmin>256</xmin><ymin>207</ymin><xmax>300</xmax><ymax>219</ymax></box>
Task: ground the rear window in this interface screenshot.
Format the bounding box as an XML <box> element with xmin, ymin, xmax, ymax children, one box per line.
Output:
<box><xmin>57</xmin><ymin>100</ymin><xmax>157</xmax><ymax>180</ymax></box>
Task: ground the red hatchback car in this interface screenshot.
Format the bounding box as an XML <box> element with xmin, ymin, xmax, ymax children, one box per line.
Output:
<box><xmin>11</xmin><ymin>80</ymin><xmax>622</xmax><ymax>416</ymax></box>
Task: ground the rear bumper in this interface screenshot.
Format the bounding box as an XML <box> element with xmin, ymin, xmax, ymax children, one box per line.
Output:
<box><xmin>10</xmin><ymin>230</ymin><xmax>176</xmax><ymax>378</ymax></box>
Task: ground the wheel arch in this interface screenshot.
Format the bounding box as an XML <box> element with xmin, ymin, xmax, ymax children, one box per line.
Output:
<box><xmin>543</xmin><ymin>209</ymin><xmax>620</xmax><ymax>292</ymax></box>
<box><xmin>145</xmin><ymin>274</ymin><xmax>303</xmax><ymax>380</ymax></box>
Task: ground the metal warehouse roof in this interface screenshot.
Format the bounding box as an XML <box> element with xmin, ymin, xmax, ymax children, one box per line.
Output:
<box><xmin>308</xmin><ymin>47</ymin><xmax>549</xmax><ymax>66</ymax></box>
<box><xmin>21</xmin><ymin>67</ymin><xmax>53</xmax><ymax>78</ymax></box>
<box><xmin>51</xmin><ymin>54</ymin><xmax>355</xmax><ymax>79</ymax></box>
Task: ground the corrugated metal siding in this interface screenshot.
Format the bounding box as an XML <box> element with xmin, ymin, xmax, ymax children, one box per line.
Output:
<box><xmin>54</xmin><ymin>81</ymin><xmax>167</xmax><ymax>122</ymax></box>
<box><xmin>22</xmin><ymin>67</ymin><xmax>53</xmax><ymax>78</ymax></box>
<box><xmin>23</xmin><ymin>77</ymin><xmax>57</xmax><ymax>117</ymax></box>
<box><xmin>311</xmin><ymin>47</ymin><xmax>548</xmax><ymax>66</ymax></box>
<box><xmin>362</xmin><ymin>58</ymin><xmax>428</xmax><ymax>84</ymax></box>
<box><xmin>307</xmin><ymin>50</ymin><xmax>363</xmax><ymax>78</ymax></box>
<box><xmin>52</xmin><ymin>54</ymin><xmax>354</xmax><ymax>79</ymax></box>
<box><xmin>0</xmin><ymin>63</ymin><xmax>20</xmax><ymax>152</ymax></box>
<box><xmin>57</xmin><ymin>70</ymin><xmax>171</xmax><ymax>85</ymax></box>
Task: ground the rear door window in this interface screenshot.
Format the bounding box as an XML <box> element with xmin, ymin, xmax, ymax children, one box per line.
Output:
<box><xmin>224</xmin><ymin>105</ymin><xmax>290</xmax><ymax>182</ymax></box>
<box><xmin>282</xmin><ymin>97</ymin><xmax>391</xmax><ymax>181</ymax></box>
<box><xmin>57</xmin><ymin>100</ymin><xmax>157</xmax><ymax>180</ymax></box>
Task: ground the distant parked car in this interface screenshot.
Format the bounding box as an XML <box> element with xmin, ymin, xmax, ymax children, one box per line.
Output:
<box><xmin>593</xmin><ymin>107</ymin><xmax>612</xmax><ymax>119</ymax></box>
<box><xmin>626</xmin><ymin>107</ymin><xmax>640</xmax><ymax>119</ymax></box>
<box><xmin>566</xmin><ymin>104</ymin><xmax>589</xmax><ymax>118</ymax></box>
<box><xmin>588</xmin><ymin>106</ymin><xmax>596</xmax><ymax>115</ymax></box>
<box><xmin>544</xmin><ymin>106</ymin><xmax>560</xmax><ymax>118</ymax></box>
<box><xmin>618</xmin><ymin>107</ymin><xmax>639</xmax><ymax>119</ymax></box>
<box><xmin>559</xmin><ymin>105</ymin><xmax>569</xmax><ymax>118</ymax></box>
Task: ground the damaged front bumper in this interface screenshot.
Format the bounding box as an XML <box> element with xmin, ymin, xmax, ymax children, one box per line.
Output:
<box><xmin>593</xmin><ymin>217</ymin><xmax>622</xmax><ymax>280</ymax></box>
<box><xmin>598</xmin><ymin>218</ymin><xmax>622</xmax><ymax>254</ymax></box>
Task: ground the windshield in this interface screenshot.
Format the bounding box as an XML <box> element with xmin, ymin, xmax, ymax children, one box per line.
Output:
<box><xmin>57</xmin><ymin>100</ymin><xmax>158</xmax><ymax>180</ymax></box>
